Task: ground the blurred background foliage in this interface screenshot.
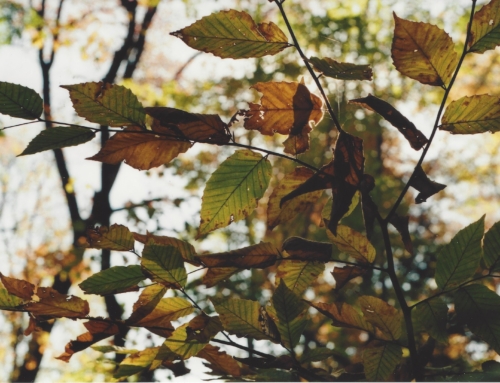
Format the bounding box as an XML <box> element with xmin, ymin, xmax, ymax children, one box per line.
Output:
<box><xmin>0</xmin><ymin>0</ymin><xmax>499</xmax><ymax>381</ymax></box>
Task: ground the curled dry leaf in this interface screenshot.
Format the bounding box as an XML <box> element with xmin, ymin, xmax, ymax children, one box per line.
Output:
<box><xmin>410</xmin><ymin>166</ymin><xmax>446</xmax><ymax>204</ymax></box>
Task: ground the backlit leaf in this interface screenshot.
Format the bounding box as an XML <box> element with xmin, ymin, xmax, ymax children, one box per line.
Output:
<box><xmin>141</xmin><ymin>241</ymin><xmax>187</xmax><ymax>289</ymax></box>
<box><xmin>114</xmin><ymin>347</ymin><xmax>159</xmax><ymax>380</ymax></box>
<box><xmin>409</xmin><ymin>165</ymin><xmax>446</xmax><ymax>204</ymax></box>
<box><xmin>0</xmin><ymin>288</ymin><xmax>24</xmax><ymax>310</ymax></box>
<box><xmin>412</xmin><ymin>298</ymin><xmax>448</xmax><ymax>343</ymax></box>
<box><xmin>202</xmin><ymin>267</ymin><xmax>239</xmax><ymax>288</ymax></box>
<box><xmin>126</xmin><ymin>284</ymin><xmax>167</xmax><ymax>326</ymax></box>
<box><xmin>87</xmin><ymin>126</ymin><xmax>191</xmax><ymax>170</ymax></box>
<box><xmin>327</xmin><ymin>225</ymin><xmax>376</xmax><ymax>264</ymax></box>
<box><xmin>391</xmin><ymin>14</ymin><xmax>458</xmax><ymax>86</ymax></box>
<box><xmin>300</xmin><ymin>347</ymin><xmax>343</xmax><ymax>364</ymax></box>
<box><xmin>332</xmin><ymin>266</ymin><xmax>367</xmax><ymax>291</ymax></box>
<box><xmin>321</xmin><ymin>191</ymin><xmax>360</xmax><ymax>221</ymax></box>
<box><xmin>455</xmin><ymin>284</ymin><xmax>500</xmax><ymax>353</ymax></box>
<box><xmin>307</xmin><ymin>301</ymin><xmax>375</xmax><ymax>333</ymax></box>
<box><xmin>196</xmin><ymin>242</ymin><xmax>279</xmax><ymax>269</ymax></box>
<box><xmin>62</xmin><ymin>82</ymin><xmax>145</xmax><ymax>127</ymax></box>
<box><xmin>197</xmin><ymin>345</ymin><xmax>243</xmax><ymax>377</ymax></box>
<box><xmin>281</xmin><ymin>237</ymin><xmax>332</xmax><ymax>262</ymax></box>
<box><xmin>267</xmin><ymin>167</ymin><xmax>323</xmax><ymax>230</ymax></box>
<box><xmin>170</xmin><ymin>10</ymin><xmax>290</xmax><ymax>59</ymax></box>
<box><xmin>0</xmin><ymin>273</ymin><xmax>34</xmax><ymax>300</ymax></box>
<box><xmin>198</xmin><ymin>149</ymin><xmax>271</xmax><ymax>237</ymax></box>
<box><xmin>349</xmin><ymin>94</ymin><xmax>428</xmax><ymax>150</ymax></box>
<box><xmin>468</xmin><ymin>0</ymin><xmax>500</xmax><ymax>53</ymax></box>
<box><xmin>440</xmin><ymin>95</ymin><xmax>500</xmax><ymax>134</ymax></box>
<box><xmin>275</xmin><ymin>260</ymin><xmax>324</xmax><ymax>296</ymax></box>
<box><xmin>19</xmin><ymin>126</ymin><xmax>95</xmax><ymax>156</ymax></box>
<box><xmin>435</xmin><ymin>215</ymin><xmax>484</xmax><ymax>290</ymax></box>
<box><xmin>309</xmin><ymin>57</ymin><xmax>373</xmax><ymax>81</ymax></box>
<box><xmin>79</xmin><ymin>265</ymin><xmax>145</xmax><ymax>295</ymax></box>
<box><xmin>389</xmin><ymin>214</ymin><xmax>414</xmax><ymax>255</ymax></box>
<box><xmin>25</xmin><ymin>287</ymin><xmax>89</xmax><ymax>319</ymax></box>
<box><xmin>359</xmin><ymin>296</ymin><xmax>403</xmax><ymax>340</ymax></box>
<box><xmin>133</xmin><ymin>232</ymin><xmax>198</xmax><ymax>265</ymax></box>
<box><xmin>81</xmin><ymin>224</ymin><xmax>135</xmax><ymax>251</ymax></box>
<box><xmin>243</xmin><ymin>81</ymin><xmax>324</xmax><ymax>155</ymax></box>
<box><xmin>484</xmin><ymin>221</ymin><xmax>500</xmax><ymax>271</ymax></box>
<box><xmin>363</xmin><ymin>342</ymin><xmax>402</xmax><ymax>381</ymax></box>
<box><xmin>0</xmin><ymin>81</ymin><xmax>43</xmax><ymax>120</ymax></box>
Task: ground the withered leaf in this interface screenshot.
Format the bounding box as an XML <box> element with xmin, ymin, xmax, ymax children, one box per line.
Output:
<box><xmin>389</xmin><ymin>214</ymin><xmax>413</xmax><ymax>255</ymax></box>
<box><xmin>309</xmin><ymin>57</ymin><xmax>373</xmax><ymax>81</ymax></box>
<box><xmin>243</xmin><ymin>81</ymin><xmax>324</xmax><ymax>155</ymax></box>
<box><xmin>234</xmin><ymin>355</ymin><xmax>294</xmax><ymax>370</ymax></box>
<box><xmin>307</xmin><ymin>301</ymin><xmax>375</xmax><ymax>333</ymax></box>
<box><xmin>0</xmin><ymin>273</ymin><xmax>35</xmax><ymax>300</ymax></box>
<box><xmin>185</xmin><ymin>314</ymin><xmax>223</xmax><ymax>343</ymax></box>
<box><xmin>202</xmin><ymin>267</ymin><xmax>239</xmax><ymax>288</ymax></box>
<box><xmin>126</xmin><ymin>284</ymin><xmax>167</xmax><ymax>326</ymax></box>
<box><xmin>282</xmin><ymin>236</ymin><xmax>332</xmax><ymax>262</ymax></box>
<box><xmin>197</xmin><ymin>344</ymin><xmax>244</xmax><ymax>377</ymax></box>
<box><xmin>196</xmin><ymin>242</ymin><xmax>279</xmax><ymax>269</ymax></box>
<box><xmin>349</xmin><ymin>94</ymin><xmax>428</xmax><ymax>150</ymax></box>
<box><xmin>332</xmin><ymin>266</ymin><xmax>368</xmax><ymax>291</ymax></box>
<box><xmin>25</xmin><ymin>287</ymin><xmax>90</xmax><ymax>319</ymax></box>
<box><xmin>410</xmin><ymin>166</ymin><xmax>446</xmax><ymax>204</ymax></box>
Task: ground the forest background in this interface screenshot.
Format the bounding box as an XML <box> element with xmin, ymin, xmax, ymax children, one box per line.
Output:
<box><xmin>0</xmin><ymin>0</ymin><xmax>500</xmax><ymax>381</ymax></box>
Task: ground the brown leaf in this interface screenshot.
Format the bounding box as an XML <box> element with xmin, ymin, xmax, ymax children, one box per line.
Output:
<box><xmin>202</xmin><ymin>267</ymin><xmax>238</xmax><ymax>288</ymax></box>
<box><xmin>243</xmin><ymin>81</ymin><xmax>324</xmax><ymax>155</ymax></box>
<box><xmin>24</xmin><ymin>316</ymin><xmax>37</xmax><ymax>336</ymax></box>
<box><xmin>196</xmin><ymin>242</ymin><xmax>279</xmax><ymax>269</ymax></box>
<box><xmin>282</xmin><ymin>237</ymin><xmax>332</xmax><ymax>262</ymax></box>
<box><xmin>0</xmin><ymin>273</ymin><xmax>35</xmax><ymax>300</ymax></box>
<box><xmin>307</xmin><ymin>301</ymin><xmax>374</xmax><ymax>333</ymax></box>
<box><xmin>410</xmin><ymin>166</ymin><xmax>446</xmax><ymax>204</ymax></box>
<box><xmin>126</xmin><ymin>284</ymin><xmax>167</xmax><ymax>326</ymax></box>
<box><xmin>360</xmin><ymin>180</ymin><xmax>377</xmax><ymax>239</ymax></box>
<box><xmin>87</xmin><ymin>126</ymin><xmax>191</xmax><ymax>170</ymax></box>
<box><xmin>25</xmin><ymin>287</ymin><xmax>90</xmax><ymax>319</ymax></box>
<box><xmin>389</xmin><ymin>214</ymin><xmax>413</xmax><ymax>255</ymax></box>
<box><xmin>186</xmin><ymin>314</ymin><xmax>223</xmax><ymax>343</ymax></box>
<box><xmin>349</xmin><ymin>95</ymin><xmax>428</xmax><ymax>150</ymax></box>
<box><xmin>145</xmin><ymin>107</ymin><xmax>231</xmax><ymax>145</ymax></box>
<box><xmin>332</xmin><ymin>266</ymin><xmax>368</xmax><ymax>291</ymax></box>
<box><xmin>197</xmin><ymin>344</ymin><xmax>243</xmax><ymax>377</ymax></box>
<box><xmin>234</xmin><ymin>355</ymin><xmax>294</xmax><ymax>370</ymax></box>
<box><xmin>358</xmin><ymin>296</ymin><xmax>403</xmax><ymax>340</ymax></box>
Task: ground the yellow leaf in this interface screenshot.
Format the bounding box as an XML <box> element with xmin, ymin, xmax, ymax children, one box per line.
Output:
<box><xmin>308</xmin><ymin>301</ymin><xmax>375</xmax><ymax>333</ymax></box>
<box><xmin>275</xmin><ymin>260</ymin><xmax>324</xmax><ymax>296</ymax></box>
<box><xmin>327</xmin><ymin>225</ymin><xmax>376</xmax><ymax>264</ymax></box>
<box><xmin>358</xmin><ymin>296</ymin><xmax>403</xmax><ymax>340</ymax></box>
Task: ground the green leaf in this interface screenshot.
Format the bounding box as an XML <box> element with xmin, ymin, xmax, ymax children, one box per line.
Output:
<box><xmin>114</xmin><ymin>347</ymin><xmax>159</xmax><ymax>380</ymax></box>
<box><xmin>82</xmin><ymin>224</ymin><xmax>135</xmax><ymax>251</ymax></box>
<box><xmin>133</xmin><ymin>233</ymin><xmax>198</xmax><ymax>265</ymax></box>
<box><xmin>435</xmin><ymin>216</ymin><xmax>484</xmax><ymax>290</ymax></box>
<box><xmin>19</xmin><ymin>126</ymin><xmax>95</xmax><ymax>156</ymax></box>
<box><xmin>170</xmin><ymin>10</ymin><xmax>290</xmax><ymax>59</ymax></box>
<box><xmin>275</xmin><ymin>260</ymin><xmax>324</xmax><ymax>296</ymax></box>
<box><xmin>484</xmin><ymin>221</ymin><xmax>500</xmax><ymax>271</ymax></box>
<box><xmin>412</xmin><ymin>298</ymin><xmax>448</xmax><ymax>343</ymax></box>
<box><xmin>309</xmin><ymin>57</ymin><xmax>373</xmax><ymax>81</ymax></box>
<box><xmin>358</xmin><ymin>296</ymin><xmax>403</xmax><ymax>340</ymax></box>
<box><xmin>327</xmin><ymin>225</ymin><xmax>376</xmax><ymax>264</ymax></box>
<box><xmin>132</xmin><ymin>297</ymin><xmax>194</xmax><ymax>328</ymax></box>
<box><xmin>363</xmin><ymin>342</ymin><xmax>402</xmax><ymax>381</ymax></box>
<box><xmin>141</xmin><ymin>241</ymin><xmax>187</xmax><ymax>289</ymax></box>
<box><xmin>468</xmin><ymin>0</ymin><xmax>500</xmax><ymax>53</ymax></box>
<box><xmin>211</xmin><ymin>298</ymin><xmax>278</xmax><ymax>342</ymax></box>
<box><xmin>79</xmin><ymin>265</ymin><xmax>145</xmax><ymax>295</ymax></box>
<box><xmin>0</xmin><ymin>288</ymin><xmax>24</xmax><ymax>310</ymax></box>
<box><xmin>300</xmin><ymin>347</ymin><xmax>343</xmax><ymax>364</ymax></box>
<box><xmin>271</xmin><ymin>280</ymin><xmax>308</xmax><ymax>348</ymax></box>
<box><xmin>440</xmin><ymin>95</ymin><xmax>500</xmax><ymax>134</ymax></box>
<box><xmin>198</xmin><ymin>149</ymin><xmax>272</xmax><ymax>237</ymax></box>
<box><xmin>125</xmin><ymin>284</ymin><xmax>167</xmax><ymax>326</ymax></box>
<box><xmin>0</xmin><ymin>81</ymin><xmax>43</xmax><ymax>120</ymax></box>
<box><xmin>61</xmin><ymin>82</ymin><xmax>145</xmax><ymax>127</ymax></box>
<box><xmin>92</xmin><ymin>345</ymin><xmax>139</xmax><ymax>355</ymax></box>
<box><xmin>455</xmin><ymin>284</ymin><xmax>500</xmax><ymax>353</ymax></box>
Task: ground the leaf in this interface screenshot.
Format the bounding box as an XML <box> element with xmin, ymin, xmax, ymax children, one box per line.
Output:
<box><xmin>282</xmin><ymin>237</ymin><xmax>332</xmax><ymax>262</ymax></box>
<box><xmin>275</xmin><ymin>260</ymin><xmax>324</xmax><ymax>296</ymax></box>
<box><xmin>87</xmin><ymin>126</ymin><xmax>191</xmax><ymax>170</ymax></box>
<box><xmin>196</xmin><ymin>242</ymin><xmax>279</xmax><ymax>269</ymax></box>
<box><xmin>332</xmin><ymin>266</ymin><xmax>367</xmax><ymax>291</ymax></box>
<box><xmin>145</xmin><ymin>107</ymin><xmax>231</xmax><ymax>144</ymax></box>
<box><xmin>170</xmin><ymin>10</ymin><xmax>290</xmax><ymax>59</ymax></box>
<box><xmin>81</xmin><ymin>224</ymin><xmax>135</xmax><ymax>251</ymax></box>
<box><xmin>125</xmin><ymin>284</ymin><xmax>168</xmax><ymax>327</ymax></box>
<box><xmin>389</xmin><ymin>214</ymin><xmax>413</xmax><ymax>255</ymax></box>
<box><xmin>484</xmin><ymin>221</ymin><xmax>500</xmax><ymax>271</ymax></box>
<box><xmin>0</xmin><ymin>288</ymin><xmax>25</xmax><ymax>310</ymax></box>
<box><xmin>57</xmin><ymin>320</ymin><xmax>121</xmax><ymax>362</ymax></box>
<box><xmin>455</xmin><ymin>284</ymin><xmax>500</xmax><ymax>353</ymax></box>
<box><xmin>92</xmin><ymin>345</ymin><xmax>139</xmax><ymax>355</ymax></box>
<box><xmin>309</xmin><ymin>57</ymin><xmax>373</xmax><ymax>81</ymax></box>
<box><xmin>211</xmin><ymin>298</ymin><xmax>279</xmax><ymax>342</ymax></box>
<box><xmin>267</xmin><ymin>167</ymin><xmax>323</xmax><ymax>230</ymax></box>
<box><xmin>133</xmin><ymin>232</ymin><xmax>198</xmax><ymax>265</ymax></box>
<box><xmin>62</xmin><ymin>82</ymin><xmax>145</xmax><ymax>127</ymax></box>
<box><xmin>307</xmin><ymin>301</ymin><xmax>375</xmax><ymax>333</ymax></box>
<box><xmin>391</xmin><ymin>14</ymin><xmax>458</xmax><ymax>86</ymax></box>
<box><xmin>114</xmin><ymin>347</ymin><xmax>159</xmax><ymax>380</ymax></box>
<box><xmin>300</xmin><ymin>347</ymin><xmax>342</xmax><ymax>364</ymax></box>
<box><xmin>360</xmin><ymin>185</ymin><xmax>377</xmax><ymax>239</ymax></box>
<box><xmin>0</xmin><ymin>81</ymin><xmax>43</xmax><ymax>120</ymax></box>
<box><xmin>440</xmin><ymin>95</ymin><xmax>500</xmax><ymax>134</ymax></box>
<box><xmin>25</xmin><ymin>287</ymin><xmax>90</xmax><ymax>319</ymax></box>
<box><xmin>321</xmin><ymin>191</ymin><xmax>360</xmax><ymax>222</ymax></box>
<box><xmin>327</xmin><ymin>225</ymin><xmax>376</xmax><ymax>264</ymax></box>
<box><xmin>409</xmin><ymin>166</ymin><xmax>446</xmax><ymax>204</ymax></box>
<box><xmin>79</xmin><ymin>265</ymin><xmax>145</xmax><ymax>295</ymax></box>
<box><xmin>202</xmin><ymin>267</ymin><xmax>239</xmax><ymax>288</ymax></box>
<box><xmin>435</xmin><ymin>215</ymin><xmax>484</xmax><ymax>291</ymax></box>
<box><xmin>363</xmin><ymin>342</ymin><xmax>402</xmax><ymax>381</ymax></box>
<box><xmin>349</xmin><ymin>94</ymin><xmax>428</xmax><ymax>150</ymax></box>
<box><xmin>141</xmin><ymin>241</ymin><xmax>187</xmax><ymax>289</ymax></box>
<box><xmin>412</xmin><ymin>298</ymin><xmax>448</xmax><ymax>343</ymax></box>
<box><xmin>19</xmin><ymin>126</ymin><xmax>95</xmax><ymax>156</ymax></box>
<box><xmin>358</xmin><ymin>296</ymin><xmax>403</xmax><ymax>340</ymax></box>
<box><xmin>468</xmin><ymin>0</ymin><xmax>500</xmax><ymax>54</ymax></box>
<box><xmin>198</xmin><ymin>149</ymin><xmax>271</xmax><ymax>237</ymax></box>
<box><xmin>197</xmin><ymin>345</ymin><xmax>243</xmax><ymax>377</ymax></box>
<box><xmin>243</xmin><ymin>81</ymin><xmax>324</xmax><ymax>155</ymax></box>
<box><xmin>0</xmin><ymin>273</ymin><xmax>35</xmax><ymax>300</ymax></box>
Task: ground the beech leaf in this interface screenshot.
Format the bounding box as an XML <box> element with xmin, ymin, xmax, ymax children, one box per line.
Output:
<box><xmin>484</xmin><ymin>221</ymin><xmax>500</xmax><ymax>272</ymax></box>
<box><xmin>332</xmin><ymin>266</ymin><xmax>367</xmax><ymax>291</ymax></box>
<box><xmin>363</xmin><ymin>342</ymin><xmax>402</xmax><ymax>381</ymax></box>
<box><xmin>80</xmin><ymin>224</ymin><xmax>135</xmax><ymax>251</ymax></box>
<box><xmin>0</xmin><ymin>288</ymin><xmax>24</xmax><ymax>310</ymax></box>
<box><xmin>309</xmin><ymin>57</ymin><xmax>373</xmax><ymax>81</ymax></box>
<box><xmin>79</xmin><ymin>265</ymin><xmax>145</xmax><ymax>295</ymax></box>
<box><xmin>196</xmin><ymin>345</ymin><xmax>243</xmax><ymax>378</ymax></box>
<box><xmin>196</xmin><ymin>242</ymin><xmax>279</xmax><ymax>269</ymax></box>
<box><xmin>0</xmin><ymin>273</ymin><xmax>35</xmax><ymax>300</ymax></box>
<box><xmin>468</xmin><ymin>0</ymin><xmax>500</xmax><ymax>54</ymax></box>
<box><xmin>307</xmin><ymin>301</ymin><xmax>375</xmax><ymax>333</ymax></box>
<box><xmin>275</xmin><ymin>260</ymin><xmax>324</xmax><ymax>296</ymax></box>
<box><xmin>391</xmin><ymin>14</ymin><xmax>458</xmax><ymax>86</ymax></box>
<box><xmin>412</xmin><ymin>298</ymin><xmax>448</xmax><ymax>343</ymax></box>
<box><xmin>409</xmin><ymin>166</ymin><xmax>446</xmax><ymax>204</ymax></box>
<box><xmin>170</xmin><ymin>10</ymin><xmax>290</xmax><ymax>59</ymax></box>
<box><xmin>358</xmin><ymin>296</ymin><xmax>403</xmax><ymax>340</ymax></box>
<box><xmin>19</xmin><ymin>126</ymin><xmax>95</xmax><ymax>156</ymax></box>
<box><xmin>282</xmin><ymin>237</ymin><xmax>333</xmax><ymax>262</ymax></box>
<box><xmin>125</xmin><ymin>284</ymin><xmax>167</xmax><ymax>326</ymax></box>
<box><xmin>133</xmin><ymin>232</ymin><xmax>198</xmax><ymax>265</ymax></box>
<box><xmin>327</xmin><ymin>225</ymin><xmax>376</xmax><ymax>264</ymax></box>
<box><xmin>25</xmin><ymin>287</ymin><xmax>90</xmax><ymax>319</ymax></box>
<box><xmin>202</xmin><ymin>267</ymin><xmax>239</xmax><ymax>288</ymax></box>
<box><xmin>389</xmin><ymin>214</ymin><xmax>414</xmax><ymax>255</ymax></box>
<box><xmin>0</xmin><ymin>81</ymin><xmax>43</xmax><ymax>120</ymax></box>
<box><xmin>114</xmin><ymin>347</ymin><xmax>159</xmax><ymax>380</ymax></box>
<box><xmin>141</xmin><ymin>241</ymin><xmax>187</xmax><ymax>289</ymax></box>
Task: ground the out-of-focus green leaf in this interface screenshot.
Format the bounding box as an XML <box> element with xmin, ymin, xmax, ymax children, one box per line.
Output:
<box><xmin>79</xmin><ymin>265</ymin><xmax>145</xmax><ymax>295</ymax></box>
<box><xmin>435</xmin><ymin>216</ymin><xmax>484</xmax><ymax>290</ymax></box>
<box><xmin>0</xmin><ymin>82</ymin><xmax>43</xmax><ymax>120</ymax></box>
<box><xmin>363</xmin><ymin>342</ymin><xmax>402</xmax><ymax>381</ymax></box>
<box><xmin>198</xmin><ymin>149</ymin><xmax>271</xmax><ymax>237</ymax></box>
<box><xmin>327</xmin><ymin>225</ymin><xmax>376</xmax><ymax>264</ymax></box>
<box><xmin>81</xmin><ymin>224</ymin><xmax>135</xmax><ymax>251</ymax></box>
<box><xmin>484</xmin><ymin>221</ymin><xmax>500</xmax><ymax>271</ymax></box>
<box><xmin>141</xmin><ymin>241</ymin><xmax>187</xmax><ymax>289</ymax></box>
<box><xmin>309</xmin><ymin>57</ymin><xmax>373</xmax><ymax>80</ymax></box>
<box><xmin>468</xmin><ymin>0</ymin><xmax>500</xmax><ymax>53</ymax></box>
<box><xmin>275</xmin><ymin>260</ymin><xmax>324</xmax><ymax>296</ymax></box>
<box><xmin>114</xmin><ymin>347</ymin><xmax>159</xmax><ymax>380</ymax></box>
<box><xmin>170</xmin><ymin>10</ymin><xmax>290</xmax><ymax>59</ymax></box>
<box><xmin>412</xmin><ymin>298</ymin><xmax>448</xmax><ymax>343</ymax></box>
<box><xmin>19</xmin><ymin>126</ymin><xmax>95</xmax><ymax>156</ymax></box>
<box><xmin>62</xmin><ymin>82</ymin><xmax>145</xmax><ymax>127</ymax></box>
<box><xmin>440</xmin><ymin>95</ymin><xmax>500</xmax><ymax>134</ymax></box>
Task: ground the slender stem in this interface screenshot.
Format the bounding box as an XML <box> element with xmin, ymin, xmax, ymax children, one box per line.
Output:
<box><xmin>1</xmin><ymin>121</ymin><xmax>38</xmax><ymax>130</ymax></box>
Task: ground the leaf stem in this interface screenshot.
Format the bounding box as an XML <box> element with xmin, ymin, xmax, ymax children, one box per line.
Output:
<box><xmin>1</xmin><ymin>121</ymin><xmax>39</xmax><ymax>130</ymax></box>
